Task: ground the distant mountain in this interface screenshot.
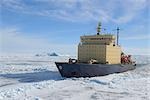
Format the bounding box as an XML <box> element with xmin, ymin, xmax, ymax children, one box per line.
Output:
<box><xmin>35</xmin><ymin>52</ymin><xmax>59</xmax><ymax>57</ymax></box>
<box><xmin>35</xmin><ymin>54</ymin><xmax>42</xmax><ymax>57</ymax></box>
<box><xmin>47</xmin><ymin>52</ymin><xmax>58</xmax><ymax>56</ymax></box>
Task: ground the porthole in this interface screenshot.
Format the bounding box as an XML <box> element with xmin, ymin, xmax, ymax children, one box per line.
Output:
<box><xmin>59</xmin><ymin>65</ymin><xmax>62</xmax><ymax>70</ymax></box>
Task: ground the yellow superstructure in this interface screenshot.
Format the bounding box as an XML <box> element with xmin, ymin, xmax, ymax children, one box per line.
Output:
<box><xmin>78</xmin><ymin>23</ymin><xmax>121</xmax><ymax>64</ymax></box>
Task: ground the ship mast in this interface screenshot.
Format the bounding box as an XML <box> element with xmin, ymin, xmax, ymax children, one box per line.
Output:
<box><xmin>116</xmin><ymin>27</ymin><xmax>120</xmax><ymax>45</ymax></box>
<box><xmin>97</xmin><ymin>22</ymin><xmax>106</xmax><ymax>35</ymax></box>
<box><xmin>97</xmin><ymin>22</ymin><xmax>101</xmax><ymax>35</ymax></box>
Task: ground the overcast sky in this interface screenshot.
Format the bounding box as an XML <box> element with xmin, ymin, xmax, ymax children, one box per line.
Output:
<box><xmin>0</xmin><ymin>0</ymin><xmax>149</xmax><ymax>55</ymax></box>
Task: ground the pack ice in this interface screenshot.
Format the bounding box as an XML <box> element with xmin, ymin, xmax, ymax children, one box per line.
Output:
<box><xmin>0</xmin><ymin>55</ymin><xmax>149</xmax><ymax>100</ymax></box>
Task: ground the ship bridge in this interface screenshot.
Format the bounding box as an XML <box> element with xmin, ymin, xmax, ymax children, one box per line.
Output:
<box><xmin>80</xmin><ymin>34</ymin><xmax>115</xmax><ymax>45</ymax></box>
<box><xmin>78</xmin><ymin>23</ymin><xmax>121</xmax><ymax>64</ymax></box>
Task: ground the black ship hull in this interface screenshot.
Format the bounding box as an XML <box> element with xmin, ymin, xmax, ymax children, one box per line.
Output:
<box><xmin>55</xmin><ymin>62</ymin><xmax>136</xmax><ymax>78</ymax></box>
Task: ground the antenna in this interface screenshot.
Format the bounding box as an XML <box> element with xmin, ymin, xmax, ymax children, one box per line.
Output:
<box><xmin>116</xmin><ymin>27</ymin><xmax>120</xmax><ymax>45</ymax></box>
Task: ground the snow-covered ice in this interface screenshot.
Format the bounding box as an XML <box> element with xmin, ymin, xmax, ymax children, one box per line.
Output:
<box><xmin>0</xmin><ymin>55</ymin><xmax>149</xmax><ymax>100</ymax></box>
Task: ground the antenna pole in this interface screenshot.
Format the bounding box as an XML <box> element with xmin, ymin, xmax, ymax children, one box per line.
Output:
<box><xmin>116</xmin><ymin>27</ymin><xmax>120</xmax><ymax>45</ymax></box>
